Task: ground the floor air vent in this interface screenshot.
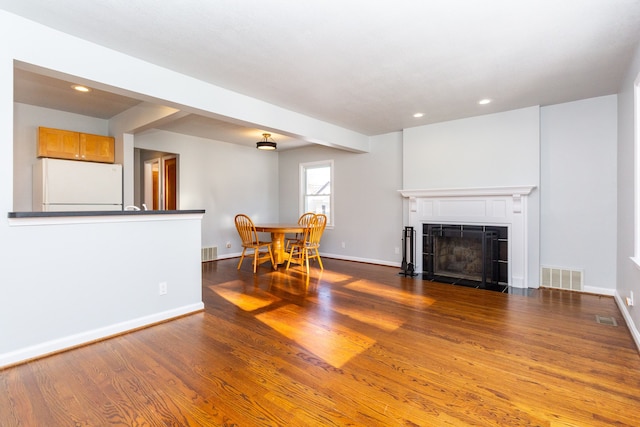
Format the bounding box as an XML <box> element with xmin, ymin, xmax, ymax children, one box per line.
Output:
<box><xmin>201</xmin><ymin>246</ymin><xmax>217</xmax><ymax>262</ymax></box>
<box><xmin>595</xmin><ymin>315</ymin><xmax>617</xmax><ymax>326</ymax></box>
<box><xmin>540</xmin><ymin>266</ymin><xmax>583</xmax><ymax>291</ymax></box>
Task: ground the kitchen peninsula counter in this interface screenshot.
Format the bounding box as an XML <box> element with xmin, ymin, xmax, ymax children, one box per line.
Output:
<box><xmin>4</xmin><ymin>208</ymin><xmax>205</xmax><ymax>367</ymax></box>
<box><xmin>8</xmin><ymin>209</ymin><xmax>205</xmax><ymax>219</ymax></box>
<box><xmin>7</xmin><ymin>210</ymin><xmax>205</xmax><ymax>226</ymax></box>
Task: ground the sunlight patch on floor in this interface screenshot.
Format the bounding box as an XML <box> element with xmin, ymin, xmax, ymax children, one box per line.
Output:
<box><xmin>309</xmin><ymin>269</ymin><xmax>353</xmax><ymax>283</ymax></box>
<box><xmin>270</xmin><ymin>271</ymin><xmax>319</xmax><ymax>295</ymax></box>
<box><xmin>345</xmin><ymin>280</ymin><xmax>436</xmax><ymax>309</ymax></box>
<box><xmin>331</xmin><ymin>304</ymin><xmax>405</xmax><ymax>332</ymax></box>
<box><xmin>256</xmin><ymin>304</ymin><xmax>376</xmax><ymax>368</ymax></box>
<box><xmin>210</xmin><ymin>281</ymin><xmax>281</xmax><ymax>312</ymax></box>
<box><xmin>307</xmin><ymin>290</ymin><xmax>405</xmax><ymax>332</ymax></box>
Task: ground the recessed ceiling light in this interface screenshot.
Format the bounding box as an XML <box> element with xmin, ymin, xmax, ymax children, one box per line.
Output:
<box><xmin>72</xmin><ymin>85</ymin><xmax>91</xmax><ymax>93</ymax></box>
<box><xmin>478</xmin><ymin>98</ymin><xmax>492</xmax><ymax>105</ymax></box>
<box><xmin>413</xmin><ymin>113</ymin><xmax>424</xmax><ymax>118</ymax></box>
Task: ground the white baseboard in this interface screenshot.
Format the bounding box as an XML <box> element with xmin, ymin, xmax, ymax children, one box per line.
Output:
<box><xmin>584</xmin><ymin>285</ymin><xmax>616</xmax><ymax>296</ymax></box>
<box><xmin>0</xmin><ymin>302</ymin><xmax>204</xmax><ymax>369</ymax></box>
<box><xmin>320</xmin><ymin>253</ymin><xmax>402</xmax><ymax>268</ymax></box>
<box><xmin>215</xmin><ymin>252</ymin><xmax>242</xmax><ymax>261</ymax></box>
<box><xmin>215</xmin><ymin>252</ymin><xmax>403</xmax><ymax>268</ymax></box>
<box><xmin>614</xmin><ymin>291</ymin><xmax>640</xmax><ymax>353</ymax></box>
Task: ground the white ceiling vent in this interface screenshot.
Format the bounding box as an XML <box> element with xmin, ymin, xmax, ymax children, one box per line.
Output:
<box><xmin>540</xmin><ymin>266</ymin><xmax>583</xmax><ymax>291</ymax></box>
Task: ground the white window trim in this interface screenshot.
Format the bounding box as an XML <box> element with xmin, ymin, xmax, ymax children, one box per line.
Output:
<box><xmin>299</xmin><ymin>159</ymin><xmax>334</xmax><ymax>227</ymax></box>
<box><xmin>632</xmin><ymin>71</ymin><xmax>640</xmax><ymax>269</ymax></box>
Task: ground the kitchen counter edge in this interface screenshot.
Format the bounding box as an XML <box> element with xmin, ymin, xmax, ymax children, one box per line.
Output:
<box><xmin>8</xmin><ymin>209</ymin><xmax>205</xmax><ymax>219</ymax></box>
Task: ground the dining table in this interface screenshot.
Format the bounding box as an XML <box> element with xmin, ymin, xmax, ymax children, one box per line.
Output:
<box><xmin>254</xmin><ymin>223</ymin><xmax>307</xmax><ymax>265</ymax></box>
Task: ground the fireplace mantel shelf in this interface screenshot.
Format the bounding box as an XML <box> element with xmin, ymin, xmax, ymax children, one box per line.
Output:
<box><xmin>399</xmin><ymin>186</ymin><xmax>536</xmax><ymax>199</ymax></box>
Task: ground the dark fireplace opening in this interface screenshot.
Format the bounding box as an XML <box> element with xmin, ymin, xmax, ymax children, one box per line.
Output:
<box><xmin>423</xmin><ymin>224</ymin><xmax>508</xmax><ymax>292</ymax></box>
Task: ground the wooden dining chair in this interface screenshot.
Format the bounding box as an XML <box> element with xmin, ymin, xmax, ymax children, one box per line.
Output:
<box><xmin>286</xmin><ymin>213</ymin><xmax>327</xmax><ymax>275</ymax></box>
<box><xmin>285</xmin><ymin>212</ymin><xmax>316</xmax><ymax>250</ymax></box>
<box><xmin>234</xmin><ymin>214</ymin><xmax>276</xmax><ymax>273</ymax></box>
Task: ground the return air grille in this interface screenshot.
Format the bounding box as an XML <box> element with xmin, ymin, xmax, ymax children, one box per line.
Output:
<box><xmin>595</xmin><ymin>315</ymin><xmax>617</xmax><ymax>326</ymax></box>
<box><xmin>540</xmin><ymin>266</ymin><xmax>583</xmax><ymax>291</ymax></box>
<box><xmin>201</xmin><ymin>246</ymin><xmax>217</xmax><ymax>262</ymax></box>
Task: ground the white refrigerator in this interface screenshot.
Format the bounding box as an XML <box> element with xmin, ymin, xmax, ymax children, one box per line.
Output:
<box><xmin>33</xmin><ymin>158</ymin><xmax>123</xmax><ymax>212</ymax></box>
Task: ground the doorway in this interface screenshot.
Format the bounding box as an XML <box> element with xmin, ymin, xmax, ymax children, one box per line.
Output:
<box><xmin>138</xmin><ymin>149</ymin><xmax>179</xmax><ymax>210</ymax></box>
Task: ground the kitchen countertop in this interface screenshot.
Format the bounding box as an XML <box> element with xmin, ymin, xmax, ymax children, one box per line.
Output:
<box><xmin>8</xmin><ymin>209</ymin><xmax>205</xmax><ymax>218</ymax></box>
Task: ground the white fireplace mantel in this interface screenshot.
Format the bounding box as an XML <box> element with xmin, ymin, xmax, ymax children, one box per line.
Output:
<box><xmin>399</xmin><ymin>185</ymin><xmax>535</xmax><ymax>199</ymax></box>
<box><xmin>399</xmin><ymin>185</ymin><xmax>537</xmax><ymax>288</ymax></box>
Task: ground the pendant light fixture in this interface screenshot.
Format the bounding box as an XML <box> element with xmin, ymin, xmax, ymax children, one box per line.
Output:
<box><xmin>256</xmin><ymin>133</ymin><xmax>277</xmax><ymax>150</ymax></box>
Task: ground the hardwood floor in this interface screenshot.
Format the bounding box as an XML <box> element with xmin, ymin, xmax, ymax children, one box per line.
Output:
<box><xmin>1</xmin><ymin>258</ymin><xmax>639</xmax><ymax>426</ymax></box>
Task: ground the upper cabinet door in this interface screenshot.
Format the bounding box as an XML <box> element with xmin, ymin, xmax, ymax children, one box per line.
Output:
<box><xmin>79</xmin><ymin>133</ymin><xmax>115</xmax><ymax>163</ymax></box>
<box><xmin>37</xmin><ymin>127</ymin><xmax>80</xmax><ymax>160</ymax></box>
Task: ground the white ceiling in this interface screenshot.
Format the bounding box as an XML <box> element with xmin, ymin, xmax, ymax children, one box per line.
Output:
<box><xmin>5</xmin><ymin>0</ymin><xmax>640</xmax><ymax>149</ymax></box>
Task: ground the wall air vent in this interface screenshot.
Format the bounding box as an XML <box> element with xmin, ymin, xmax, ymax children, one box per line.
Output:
<box><xmin>540</xmin><ymin>266</ymin><xmax>583</xmax><ymax>291</ymax></box>
<box><xmin>201</xmin><ymin>246</ymin><xmax>217</xmax><ymax>262</ymax></box>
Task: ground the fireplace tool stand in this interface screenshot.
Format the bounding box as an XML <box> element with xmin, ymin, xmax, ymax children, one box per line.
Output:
<box><xmin>399</xmin><ymin>226</ymin><xmax>418</xmax><ymax>277</ymax></box>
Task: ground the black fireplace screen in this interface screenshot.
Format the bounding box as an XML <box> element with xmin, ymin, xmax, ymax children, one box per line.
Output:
<box><xmin>423</xmin><ymin>224</ymin><xmax>508</xmax><ymax>289</ymax></box>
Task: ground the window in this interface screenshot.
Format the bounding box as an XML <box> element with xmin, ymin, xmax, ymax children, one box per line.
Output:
<box><xmin>300</xmin><ymin>160</ymin><xmax>333</xmax><ymax>226</ymax></box>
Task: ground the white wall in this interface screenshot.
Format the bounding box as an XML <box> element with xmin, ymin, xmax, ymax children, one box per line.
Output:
<box><xmin>616</xmin><ymin>41</ymin><xmax>640</xmax><ymax>347</ymax></box>
<box><xmin>134</xmin><ymin>129</ymin><xmax>279</xmax><ymax>258</ymax></box>
<box><xmin>279</xmin><ymin>132</ymin><xmax>404</xmax><ymax>266</ymax></box>
<box><xmin>540</xmin><ymin>95</ymin><xmax>618</xmax><ymax>294</ymax></box>
<box><xmin>402</xmin><ymin>107</ymin><xmax>540</xmax><ymax>189</ymax></box>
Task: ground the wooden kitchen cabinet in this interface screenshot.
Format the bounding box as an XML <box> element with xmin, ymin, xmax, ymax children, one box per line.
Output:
<box><xmin>37</xmin><ymin>127</ymin><xmax>79</xmax><ymax>160</ymax></box>
<box><xmin>38</xmin><ymin>127</ymin><xmax>115</xmax><ymax>163</ymax></box>
<box><xmin>79</xmin><ymin>133</ymin><xmax>115</xmax><ymax>163</ymax></box>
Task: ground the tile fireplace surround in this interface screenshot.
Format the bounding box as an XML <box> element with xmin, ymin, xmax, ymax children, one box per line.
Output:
<box><xmin>399</xmin><ymin>186</ymin><xmax>536</xmax><ymax>288</ymax></box>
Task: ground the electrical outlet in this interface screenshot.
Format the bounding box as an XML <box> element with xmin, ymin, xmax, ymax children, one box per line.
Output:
<box><xmin>159</xmin><ymin>282</ymin><xmax>168</xmax><ymax>295</ymax></box>
<box><xmin>226</xmin><ymin>241</ymin><xmax>232</xmax><ymax>248</ymax></box>
<box><xmin>341</xmin><ymin>242</ymin><xmax>346</xmax><ymax>249</ymax></box>
<box><xmin>630</xmin><ymin>291</ymin><xmax>635</xmax><ymax>307</ymax></box>
<box><xmin>394</xmin><ymin>247</ymin><xmax>400</xmax><ymax>255</ymax></box>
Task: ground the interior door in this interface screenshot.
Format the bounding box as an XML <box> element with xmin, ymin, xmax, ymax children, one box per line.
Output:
<box><xmin>164</xmin><ymin>157</ymin><xmax>177</xmax><ymax>210</ymax></box>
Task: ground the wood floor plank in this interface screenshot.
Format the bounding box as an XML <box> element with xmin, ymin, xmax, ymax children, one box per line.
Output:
<box><xmin>1</xmin><ymin>258</ymin><xmax>639</xmax><ymax>426</ymax></box>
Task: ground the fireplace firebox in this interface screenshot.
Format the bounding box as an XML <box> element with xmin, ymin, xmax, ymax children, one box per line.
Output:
<box><xmin>423</xmin><ymin>224</ymin><xmax>508</xmax><ymax>291</ymax></box>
